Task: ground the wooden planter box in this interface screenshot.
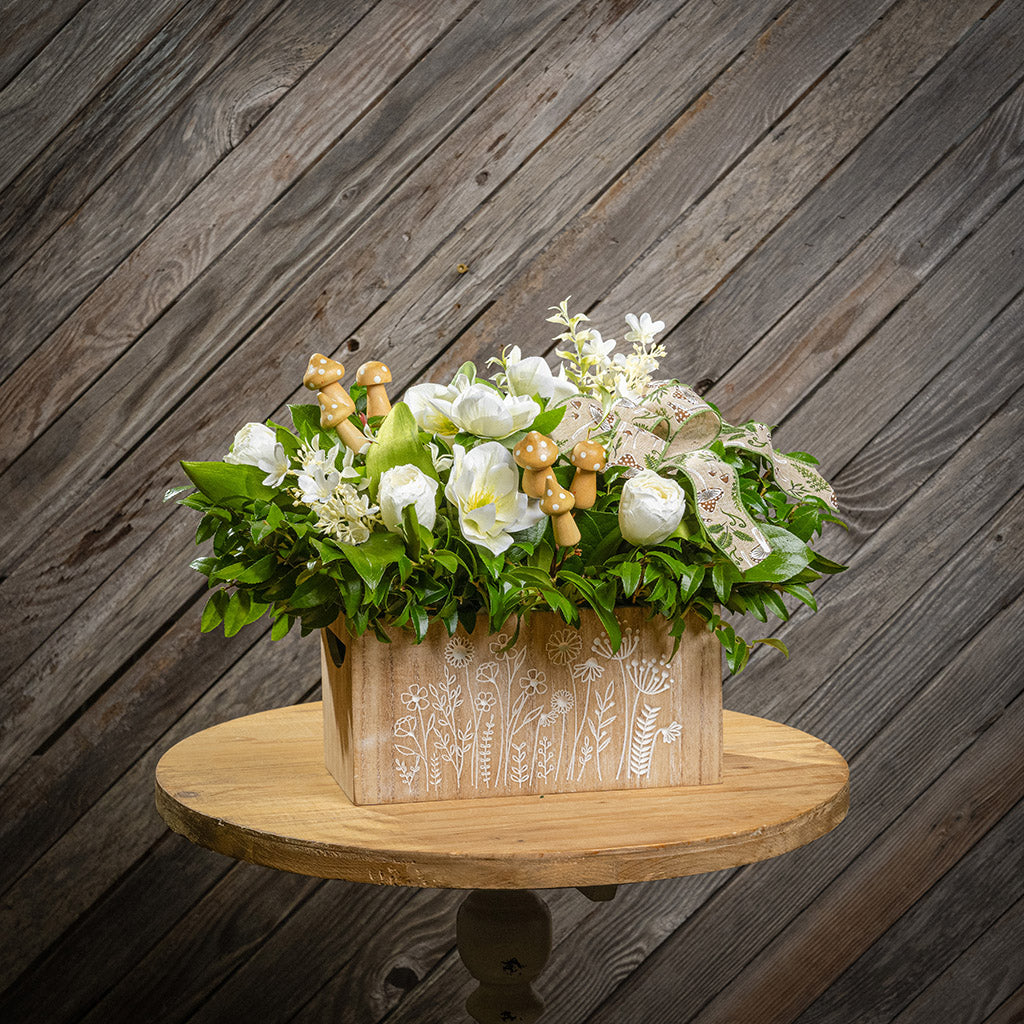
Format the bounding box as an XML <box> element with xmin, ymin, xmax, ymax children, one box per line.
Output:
<box><xmin>320</xmin><ymin>607</ymin><xmax>722</xmax><ymax>805</ymax></box>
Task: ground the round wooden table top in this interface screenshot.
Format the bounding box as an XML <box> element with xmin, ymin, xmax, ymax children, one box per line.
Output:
<box><xmin>155</xmin><ymin>702</ymin><xmax>848</xmax><ymax>889</ymax></box>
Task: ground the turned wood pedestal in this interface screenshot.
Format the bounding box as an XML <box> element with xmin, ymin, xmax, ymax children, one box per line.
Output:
<box><xmin>155</xmin><ymin>703</ymin><xmax>848</xmax><ymax>1022</ymax></box>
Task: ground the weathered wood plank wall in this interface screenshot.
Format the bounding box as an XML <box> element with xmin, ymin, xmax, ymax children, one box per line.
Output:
<box><xmin>1</xmin><ymin>0</ymin><xmax>1021</xmax><ymax>1020</ymax></box>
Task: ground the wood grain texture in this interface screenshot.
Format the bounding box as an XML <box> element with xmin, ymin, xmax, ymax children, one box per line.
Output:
<box><xmin>322</xmin><ymin>608</ymin><xmax>722</xmax><ymax>803</ymax></box>
<box><xmin>155</xmin><ymin>703</ymin><xmax>848</xmax><ymax>888</ymax></box>
<box><xmin>1</xmin><ymin>0</ymin><xmax>1020</xmax><ymax>1019</ymax></box>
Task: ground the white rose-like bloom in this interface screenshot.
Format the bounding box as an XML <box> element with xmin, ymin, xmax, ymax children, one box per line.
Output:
<box><xmin>403</xmin><ymin>382</ymin><xmax>461</xmax><ymax>435</ymax></box>
<box><xmin>445</xmin><ymin>442</ymin><xmax>544</xmax><ymax>555</ymax></box>
<box><xmin>619</xmin><ymin>469</ymin><xmax>687</xmax><ymax>545</ymax></box>
<box><xmin>224</xmin><ymin>422</ymin><xmax>291</xmax><ymax>487</ymax></box>
<box><xmin>378</xmin><ymin>464</ymin><xmax>438</xmax><ymax>535</ymax></box>
<box><xmin>449</xmin><ymin>383</ymin><xmax>539</xmax><ymax>439</ymax></box>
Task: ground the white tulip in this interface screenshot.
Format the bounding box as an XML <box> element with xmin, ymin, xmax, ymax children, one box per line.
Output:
<box><xmin>378</xmin><ymin>464</ymin><xmax>438</xmax><ymax>535</ymax></box>
<box><xmin>619</xmin><ymin>469</ymin><xmax>686</xmax><ymax>545</ymax></box>
<box><xmin>445</xmin><ymin>442</ymin><xmax>544</xmax><ymax>555</ymax></box>
<box><xmin>224</xmin><ymin>421</ymin><xmax>291</xmax><ymax>487</ymax></box>
<box><xmin>449</xmin><ymin>383</ymin><xmax>539</xmax><ymax>439</ymax></box>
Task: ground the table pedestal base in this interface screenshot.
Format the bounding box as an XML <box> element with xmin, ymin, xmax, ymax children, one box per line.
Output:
<box><xmin>455</xmin><ymin>887</ymin><xmax>618</xmax><ymax>1022</ymax></box>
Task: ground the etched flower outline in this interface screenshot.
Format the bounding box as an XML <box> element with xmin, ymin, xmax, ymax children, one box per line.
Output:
<box><xmin>445</xmin><ymin>635</ymin><xmax>474</xmax><ymax>668</ymax></box>
<box><xmin>546</xmin><ymin>629</ymin><xmax>582</xmax><ymax>666</ymax></box>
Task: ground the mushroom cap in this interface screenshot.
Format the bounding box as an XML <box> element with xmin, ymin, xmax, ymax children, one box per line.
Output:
<box><xmin>356</xmin><ymin>360</ymin><xmax>392</xmax><ymax>386</ymax></box>
<box><xmin>571</xmin><ymin>439</ymin><xmax>607</xmax><ymax>471</ymax></box>
<box><xmin>513</xmin><ymin>431</ymin><xmax>558</xmax><ymax>469</ymax></box>
<box><xmin>317</xmin><ymin>382</ymin><xmax>356</xmax><ymax>427</ymax></box>
<box><xmin>304</xmin><ymin>353</ymin><xmax>345</xmax><ymax>390</ymax></box>
<box><xmin>540</xmin><ymin>484</ymin><xmax>575</xmax><ymax>516</ymax></box>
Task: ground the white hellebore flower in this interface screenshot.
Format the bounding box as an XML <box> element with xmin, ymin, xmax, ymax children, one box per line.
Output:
<box><xmin>623</xmin><ymin>312</ymin><xmax>665</xmax><ymax>346</ymax></box>
<box><xmin>378</xmin><ymin>464</ymin><xmax>439</xmax><ymax>535</ymax></box>
<box><xmin>502</xmin><ymin>345</ymin><xmax>578</xmax><ymax>404</ymax></box>
<box><xmin>619</xmin><ymin>469</ymin><xmax>687</xmax><ymax>545</ymax></box>
<box><xmin>445</xmin><ymin>442</ymin><xmax>544</xmax><ymax>555</ymax></box>
<box><xmin>224</xmin><ymin>422</ymin><xmax>291</xmax><ymax>488</ymax></box>
<box><xmin>403</xmin><ymin>381</ymin><xmax>461</xmax><ymax>435</ymax></box>
<box><xmin>449</xmin><ymin>383</ymin><xmax>539</xmax><ymax>439</ymax></box>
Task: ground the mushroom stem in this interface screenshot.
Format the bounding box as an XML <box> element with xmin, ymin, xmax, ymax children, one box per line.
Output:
<box><xmin>569</xmin><ymin>468</ymin><xmax>597</xmax><ymax>510</ymax></box>
<box><xmin>551</xmin><ymin>510</ymin><xmax>581</xmax><ymax>548</ymax></box>
<box><xmin>365</xmin><ymin>385</ymin><xmax>391</xmax><ymax>419</ymax></box>
<box><xmin>525</xmin><ymin>467</ymin><xmax>557</xmax><ymax>499</ymax></box>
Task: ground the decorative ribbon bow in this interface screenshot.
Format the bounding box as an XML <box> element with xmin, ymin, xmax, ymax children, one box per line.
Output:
<box><xmin>551</xmin><ymin>383</ymin><xmax>838</xmax><ymax>569</ymax></box>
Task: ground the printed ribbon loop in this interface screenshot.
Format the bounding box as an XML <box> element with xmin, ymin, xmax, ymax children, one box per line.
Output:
<box><xmin>552</xmin><ymin>382</ymin><xmax>838</xmax><ymax>569</ymax></box>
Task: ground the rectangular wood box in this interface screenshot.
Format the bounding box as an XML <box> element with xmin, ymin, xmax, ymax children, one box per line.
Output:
<box><xmin>320</xmin><ymin>606</ymin><xmax>722</xmax><ymax>805</ymax></box>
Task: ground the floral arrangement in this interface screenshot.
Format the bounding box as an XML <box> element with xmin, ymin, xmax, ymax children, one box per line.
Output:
<box><xmin>172</xmin><ymin>301</ymin><xmax>845</xmax><ymax>673</ymax></box>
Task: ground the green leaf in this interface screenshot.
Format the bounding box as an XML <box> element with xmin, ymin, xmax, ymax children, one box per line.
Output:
<box><xmin>200</xmin><ymin>591</ymin><xmax>229</xmax><ymax>633</ymax></box>
<box><xmin>289</xmin><ymin>574</ymin><xmax>339</xmax><ymax>609</ymax></box>
<box><xmin>754</xmin><ymin>636</ymin><xmax>790</xmax><ymax>657</ymax></box>
<box><xmin>223</xmin><ymin>591</ymin><xmax>251</xmax><ymax>637</ymax></box>
<box><xmin>233</xmin><ymin>554</ymin><xmax>277</xmax><ymax>584</ymax></box>
<box><xmin>559</xmin><ymin>570</ymin><xmax>621</xmax><ymax>649</ymax></box>
<box><xmin>270</xmin><ymin>613</ymin><xmax>293</xmax><ymax>640</ymax></box>
<box><xmin>189</xmin><ymin>556</ymin><xmax>217</xmax><ymax>577</ymax></box>
<box><xmin>181</xmin><ymin>461</ymin><xmax>276</xmax><ymax>502</ymax></box>
<box><xmin>740</xmin><ymin>523</ymin><xmax>814</xmax><ymax>583</ymax></box>
<box><xmin>809</xmin><ymin>551</ymin><xmax>848</xmax><ymax>575</ymax></box>
<box><xmin>164</xmin><ymin>484</ymin><xmax>192</xmax><ymax>501</ymax></box>
<box><xmin>338</xmin><ymin>531</ymin><xmax>406</xmax><ymax>590</ymax></box>
<box><xmin>781</xmin><ymin>583</ymin><xmax>818</xmax><ymax>611</ymax></box>
<box><xmin>759</xmin><ymin>589</ymin><xmax>790</xmax><ymax>621</ymax></box>
<box><xmin>612</xmin><ymin>561</ymin><xmax>642</xmax><ymax>597</ymax></box>
<box><xmin>364</xmin><ymin>402</ymin><xmax>438</xmax><ymax>498</ymax></box>
<box><xmin>530</xmin><ymin>404</ymin><xmax>567</xmax><ymax>435</ymax></box>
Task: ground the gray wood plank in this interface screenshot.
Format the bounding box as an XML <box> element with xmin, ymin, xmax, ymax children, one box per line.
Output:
<box><xmin>792</xmin><ymin>803</ymin><xmax>1024</xmax><ymax>1022</ymax></box>
<box><xmin>0</xmin><ymin>0</ymin><xmax>186</xmax><ymax>192</ymax></box>
<box><xmin>0</xmin><ymin>0</ymin><xmax>337</xmax><ymax>335</ymax></box>
<box><xmin>981</xmin><ymin>986</ymin><xmax>1024</xmax><ymax>1024</ymax></box>
<box><xmin>889</xmin><ymin>896</ymin><xmax>1024</xmax><ymax>1024</ymax></box>
<box><xmin>0</xmin><ymin>0</ymin><xmax>474</xmax><ymax>450</ymax></box>
<box><xmin>671</xmin><ymin>4</ymin><xmax>1024</xmax><ymax>409</ymax></box>
<box><xmin>442</xmin><ymin>0</ymin><xmax>910</xmax><ymax>370</ymax></box>
<box><xmin>589</xmin><ymin>0</ymin><xmax>998</xmax><ymax>341</ymax></box>
<box><xmin>0</xmin><ymin>0</ymin><xmax>88</xmax><ymax>90</ymax></box>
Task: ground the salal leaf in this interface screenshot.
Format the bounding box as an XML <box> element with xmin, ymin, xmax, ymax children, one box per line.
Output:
<box><xmin>740</xmin><ymin>522</ymin><xmax>814</xmax><ymax>583</ymax></box>
<box><xmin>338</xmin><ymin>531</ymin><xmax>406</xmax><ymax>590</ymax></box>
<box><xmin>181</xmin><ymin>461</ymin><xmax>276</xmax><ymax>502</ymax></box>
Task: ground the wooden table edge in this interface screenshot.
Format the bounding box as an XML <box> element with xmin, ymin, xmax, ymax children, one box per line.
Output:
<box><xmin>154</xmin><ymin>705</ymin><xmax>850</xmax><ymax>889</ymax></box>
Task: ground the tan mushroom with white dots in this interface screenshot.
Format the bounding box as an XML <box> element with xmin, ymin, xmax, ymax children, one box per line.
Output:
<box><xmin>569</xmin><ymin>439</ymin><xmax>607</xmax><ymax>510</ymax></box>
<box><xmin>540</xmin><ymin>481</ymin><xmax>580</xmax><ymax>548</ymax></box>
<box><xmin>513</xmin><ymin>431</ymin><xmax>559</xmax><ymax>498</ymax></box>
<box><xmin>356</xmin><ymin>361</ymin><xmax>392</xmax><ymax>418</ymax></box>
<box><xmin>302</xmin><ymin>352</ymin><xmax>366</xmax><ymax>453</ymax></box>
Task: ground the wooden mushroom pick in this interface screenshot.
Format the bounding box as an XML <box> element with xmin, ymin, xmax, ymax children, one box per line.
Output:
<box><xmin>513</xmin><ymin>431</ymin><xmax>559</xmax><ymax>498</ymax></box>
<box><xmin>356</xmin><ymin>361</ymin><xmax>392</xmax><ymax>418</ymax></box>
<box><xmin>303</xmin><ymin>353</ymin><xmax>366</xmax><ymax>453</ymax></box>
<box><xmin>541</xmin><ymin>481</ymin><xmax>580</xmax><ymax>548</ymax></box>
<box><xmin>569</xmin><ymin>439</ymin><xmax>606</xmax><ymax>510</ymax></box>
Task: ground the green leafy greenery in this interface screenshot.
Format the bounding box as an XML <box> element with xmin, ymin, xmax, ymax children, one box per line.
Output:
<box><xmin>174</xmin><ymin>399</ymin><xmax>845</xmax><ymax>674</ymax></box>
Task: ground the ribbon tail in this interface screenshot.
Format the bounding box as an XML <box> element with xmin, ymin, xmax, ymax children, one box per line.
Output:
<box><xmin>719</xmin><ymin>422</ymin><xmax>839</xmax><ymax>510</ymax></box>
<box><xmin>680</xmin><ymin>449</ymin><xmax>771</xmax><ymax>569</ymax></box>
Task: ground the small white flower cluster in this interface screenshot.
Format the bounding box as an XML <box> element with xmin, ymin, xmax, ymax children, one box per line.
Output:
<box><xmin>547</xmin><ymin>300</ymin><xmax>666</xmax><ymax>406</ymax></box>
<box><xmin>313</xmin><ymin>483</ymin><xmax>378</xmax><ymax>546</ymax></box>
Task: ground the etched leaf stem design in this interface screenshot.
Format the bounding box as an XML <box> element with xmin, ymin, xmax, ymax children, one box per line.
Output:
<box><xmin>629</xmin><ymin>703</ymin><xmax>660</xmax><ymax>778</ymax></box>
